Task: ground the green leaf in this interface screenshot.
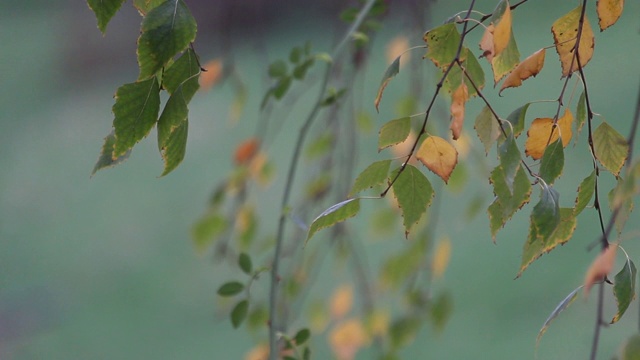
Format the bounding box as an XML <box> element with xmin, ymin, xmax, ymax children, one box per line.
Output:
<box><xmin>92</xmin><ymin>130</ymin><xmax>131</xmax><ymax>175</ymax></box>
<box><xmin>350</xmin><ymin>160</ymin><xmax>392</xmax><ymax>197</ymax></box>
<box><xmin>191</xmin><ymin>211</ymin><xmax>227</xmax><ymax>254</ymax></box>
<box><xmin>293</xmin><ymin>58</ymin><xmax>314</xmax><ymax>80</ymax></box>
<box><xmin>390</xmin><ymin>317</ymin><xmax>421</xmax><ymax>349</ymax></box>
<box><xmin>609</xmin><ymin>177</ymin><xmax>636</xmax><ymax>236</ymax></box>
<box><xmin>273</xmin><ymin>76</ymin><xmax>292</xmax><ymax>99</ymax></box>
<box><xmin>536</xmin><ymin>285</ymin><xmax>583</xmax><ymax>348</ymax></box>
<box><xmin>532</xmin><ymin>186</ymin><xmax>561</xmax><ymax>241</ymax></box>
<box><xmin>294</xmin><ymin>328</ymin><xmax>311</xmax><ymax>345</ymax></box>
<box><xmin>498</xmin><ymin>133</ymin><xmax>521</xmax><ymax>192</ymax></box>
<box><xmin>137</xmin><ymin>0</ymin><xmax>197</xmax><ymax>80</ymax></box>
<box><xmin>488</xmin><ymin>165</ymin><xmax>531</xmax><ymax>241</ymax></box>
<box><xmin>392</xmin><ymin>165</ymin><xmax>434</xmax><ymax>236</ymax></box>
<box><xmin>574</xmin><ymin>170</ymin><xmax>596</xmax><ymax>215</ymax></box>
<box><xmin>593</xmin><ymin>121</ymin><xmax>629</xmax><ymax>176</ymax></box>
<box><xmin>307</xmin><ymin>198</ymin><xmax>360</xmax><ymax>242</ymax></box>
<box><xmin>539</xmin><ymin>138</ymin><xmax>564</xmax><ymax>184</ymax></box>
<box><xmin>86</xmin><ymin>0</ymin><xmax>126</xmax><ymax>34</ymax></box>
<box><xmin>238</xmin><ymin>253</ymin><xmax>252</xmax><ymax>275</ymax></box>
<box><xmin>506</xmin><ymin>103</ymin><xmax>530</xmax><ymax>138</ymax></box>
<box><xmin>133</xmin><ymin>0</ymin><xmax>166</xmax><ymax>15</ymax></box>
<box><xmin>575</xmin><ymin>91</ymin><xmax>586</xmax><ymax>142</ymax></box>
<box><xmin>112</xmin><ymin>77</ymin><xmax>161</xmax><ymax>157</ymax></box>
<box><xmin>429</xmin><ymin>291</ymin><xmax>453</xmax><ymax>332</ymax></box>
<box><xmin>157</xmin><ymin>87</ymin><xmax>189</xmax><ymax>176</ymax></box>
<box><xmin>231</xmin><ymin>300</ymin><xmax>249</xmax><ymax>328</ymax></box>
<box><xmin>289</xmin><ymin>46</ymin><xmax>302</xmax><ymax>63</ymax></box>
<box><xmin>611</xmin><ymin>259</ymin><xmax>637</xmax><ymax>324</ymax></box>
<box><xmin>163</xmin><ymin>48</ymin><xmax>201</xmax><ymax>103</ymax></box>
<box><xmin>474</xmin><ymin>106</ymin><xmax>501</xmax><ymax>154</ymax></box>
<box><xmin>374</xmin><ymin>55</ymin><xmax>401</xmax><ymax>112</ymax></box>
<box><xmin>519</xmin><ymin>208</ymin><xmax>576</xmax><ymax>278</ymax></box>
<box><xmin>378</xmin><ymin>117</ymin><xmax>411</xmax><ymax>151</ymax></box>
<box><xmin>218</xmin><ymin>281</ymin><xmax>244</xmax><ymax>297</ymax></box>
<box><xmin>268</xmin><ymin>60</ymin><xmax>288</xmax><ymax>78</ymax></box>
<box><xmin>620</xmin><ymin>334</ymin><xmax>640</xmax><ymax>360</ymax></box>
<box><xmin>423</xmin><ymin>23</ymin><xmax>460</xmax><ymax>69</ymax></box>
<box><xmin>491</xmin><ymin>28</ymin><xmax>520</xmax><ymax>85</ymax></box>
<box><xmin>304</xmin><ymin>133</ymin><xmax>334</xmax><ymax>160</ymax></box>
<box><xmin>443</xmin><ymin>48</ymin><xmax>485</xmax><ymax>97</ymax></box>
<box><xmin>303</xmin><ymin>347</ymin><xmax>311</xmax><ymax>360</ymax></box>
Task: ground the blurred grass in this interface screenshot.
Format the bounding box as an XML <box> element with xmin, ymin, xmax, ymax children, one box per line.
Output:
<box><xmin>1</xmin><ymin>1</ymin><xmax>639</xmax><ymax>359</ymax></box>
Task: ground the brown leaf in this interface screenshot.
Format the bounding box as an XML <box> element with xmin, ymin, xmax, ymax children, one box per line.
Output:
<box><xmin>449</xmin><ymin>82</ymin><xmax>469</xmax><ymax>140</ymax></box>
<box><xmin>234</xmin><ymin>137</ymin><xmax>260</xmax><ymax>165</ymax></box>
<box><xmin>199</xmin><ymin>58</ymin><xmax>223</xmax><ymax>91</ymax></box>
<box><xmin>597</xmin><ymin>0</ymin><xmax>624</xmax><ymax>31</ymax></box>
<box><xmin>584</xmin><ymin>244</ymin><xmax>618</xmax><ymax>296</ymax></box>
<box><xmin>479</xmin><ymin>24</ymin><xmax>496</xmax><ymax>62</ymax></box>
<box><xmin>500</xmin><ymin>49</ymin><xmax>546</xmax><ymax>94</ymax></box>
<box><xmin>416</xmin><ymin>136</ymin><xmax>458</xmax><ymax>183</ymax></box>
<box><xmin>552</xmin><ymin>6</ymin><xmax>595</xmax><ymax>77</ymax></box>
<box><xmin>524</xmin><ymin>109</ymin><xmax>573</xmax><ymax>159</ymax></box>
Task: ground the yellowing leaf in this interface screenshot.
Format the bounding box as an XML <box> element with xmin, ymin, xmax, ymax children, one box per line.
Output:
<box><xmin>479</xmin><ymin>24</ymin><xmax>495</xmax><ymax>62</ymax></box>
<box><xmin>431</xmin><ymin>237</ymin><xmax>452</xmax><ymax>279</ymax></box>
<box><xmin>390</xmin><ymin>131</ymin><xmax>418</xmax><ymax>165</ymax></box>
<box><xmin>374</xmin><ymin>56</ymin><xmax>400</xmax><ymax>112</ymax></box>
<box><xmin>449</xmin><ymin>82</ymin><xmax>469</xmax><ymax>140</ymax></box>
<box><xmin>330</xmin><ymin>285</ymin><xmax>354</xmax><ymax>319</ymax></box>
<box><xmin>584</xmin><ymin>244</ymin><xmax>618</xmax><ymax>296</ymax></box>
<box><xmin>524</xmin><ymin>109</ymin><xmax>573</xmax><ymax>160</ymax></box>
<box><xmin>597</xmin><ymin>0</ymin><xmax>624</xmax><ymax>31</ymax></box>
<box><xmin>199</xmin><ymin>58</ymin><xmax>223</xmax><ymax>91</ymax></box>
<box><xmin>500</xmin><ymin>49</ymin><xmax>545</xmax><ymax>94</ymax></box>
<box><xmin>234</xmin><ymin>137</ymin><xmax>260</xmax><ymax>165</ymax></box>
<box><xmin>416</xmin><ymin>136</ymin><xmax>458</xmax><ymax>183</ymax></box>
<box><xmin>329</xmin><ymin>319</ymin><xmax>369</xmax><ymax>360</ymax></box>
<box><xmin>552</xmin><ymin>6</ymin><xmax>595</xmax><ymax>77</ymax></box>
<box><xmin>492</xmin><ymin>1</ymin><xmax>512</xmax><ymax>57</ymax></box>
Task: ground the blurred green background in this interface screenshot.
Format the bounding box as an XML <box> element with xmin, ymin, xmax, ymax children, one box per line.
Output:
<box><xmin>1</xmin><ymin>1</ymin><xmax>639</xmax><ymax>359</ymax></box>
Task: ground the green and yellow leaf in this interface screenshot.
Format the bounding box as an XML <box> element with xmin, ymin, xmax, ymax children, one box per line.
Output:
<box><xmin>378</xmin><ymin>117</ymin><xmax>411</xmax><ymax>151</ymax></box>
<box><xmin>593</xmin><ymin>121</ymin><xmax>629</xmax><ymax>176</ymax></box>
<box><xmin>375</xmin><ymin>56</ymin><xmax>401</xmax><ymax>112</ymax></box>
<box><xmin>552</xmin><ymin>6</ymin><xmax>595</xmax><ymax>77</ymax></box>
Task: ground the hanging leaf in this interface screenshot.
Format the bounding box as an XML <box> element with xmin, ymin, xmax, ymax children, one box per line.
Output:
<box><xmin>157</xmin><ymin>86</ymin><xmax>189</xmax><ymax>176</ymax></box>
<box><xmin>479</xmin><ymin>24</ymin><xmax>496</xmax><ymax>62</ymax></box>
<box><xmin>443</xmin><ymin>48</ymin><xmax>485</xmax><ymax>98</ymax></box>
<box><xmin>552</xmin><ymin>6</ymin><xmax>595</xmax><ymax>77</ymax></box>
<box><xmin>491</xmin><ymin>28</ymin><xmax>520</xmax><ymax>85</ymax></box>
<box><xmin>429</xmin><ymin>291</ymin><xmax>453</xmax><ymax>332</ymax></box>
<box><xmin>137</xmin><ymin>0</ymin><xmax>197</xmax><ymax>80</ymax></box>
<box><xmin>231</xmin><ymin>299</ymin><xmax>249</xmax><ymax>328</ymax></box>
<box><xmin>431</xmin><ymin>237</ymin><xmax>452</xmax><ymax>279</ymax></box>
<box><xmin>575</xmin><ymin>91</ymin><xmax>587</xmax><ymax>142</ymax></box>
<box><xmin>531</xmin><ymin>186</ymin><xmax>561</xmax><ymax>241</ymax></box>
<box><xmin>498</xmin><ymin>133</ymin><xmax>521</xmax><ymax>192</ymax></box>
<box><xmin>611</xmin><ymin>259</ymin><xmax>636</xmax><ymax>324</ymax></box>
<box><xmin>597</xmin><ymin>0</ymin><xmax>624</xmax><ymax>31</ymax></box>
<box><xmin>112</xmin><ymin>77</ymin><xmax>161</xmax><ymax>158</ymax></box>
<box><xmin>392</xmin><ymin>165</ymin><xmax>435</xmax><ymax>236</ymax></box>
<box><xmin>234</xmin><ymin>137</ymin><xmax>260</xmax><ymax>166</ymax></box>
<box><xmin>294</xmin><ymin>328</ymin><xmax>311</xmax><ymax>345</ymax></box>
<box><xmin>374</xmin><ymin>55</ymin><xmax>401</xmax><ymax>112</ymax></box>
<box><xmin>574</xmin><ymin>170</ymin><xmax>596</xmax><ymax>215</ymax></box>
<box><xmin>191</xmin><ymin>211</ymin><xmax>227</xmax><ymax>254</ymax></box>
<box><xmin>330</xmin><ymin>285</ymin><xmax>354</xmax><ymax>319</ymax></box>
<box><xmin>506</xmin><ymin>103</ymin><xmax>530</xmax><ymax>138</ymax></box>
<box><xmin>416</xmin><ymin>136</ymin><xmax>458</xmax><ymax>183</ymax></box>
<box><xmin>163</xmin><ymin>48</ymin><xmax>201</xmax><ymax>102</ymax></box>
<box><xmin>218</xmin><ymin>281</ymin><xmax>245</xmax><ymax>297</ymax></box>
<box><xmin>307</xmin><ymin>199</ymin><xmax>361</xmax><ymax>242</ymax></box>
<box><xmin>524</xmin><ymin>109</ymin><xmax>573</xmax><ymax>160</ymax></box>
<box><xmin>584</xmin><ymin>244</ymin><xmax>618</xmax><ymax>296</ymax></box>
<box><xmin>329</xmin><ymin>319</ymin><xmax>369</xmax><ymax>359</ymax></box>
<box><xmin>474</xmin><ymin>106</ymin><xmax>501</xmax><ymax>154</ymax></box>
<box><xmin>519</xmin><ymin>207</ymin><xmax>576</xmax><ymax>277</ymax></box>
<box><xmin>449</xmin><ymin>82</ymin><xmax>469</xmax><ymax>140</ymax></box>
<box><xmin>349</xmin><ymin>160</ymin><xmax>392</xmax><ymax>197</ymax></box>
<box><xmin>238</xmin><ymin>253</ymin><xmax>253</xmax><ymax>275</ymax></box>
<box><xmin>423</xmin><ymin>23</ymin><xmax>461</xmax><ymax>69</ymax></box>
<box><xmin>536</xmin><ymin>285</ymin><xmax>583</xmax><ymax>348</ymax></box>
<box><xmin>609</xmin><ymin>177</ymin><xmax>635</xmax><ymax>235</ymax></box>
<box><xmin>488</xmin><ymin>166</ymin><xmax>531</xmax><ymax>241</ymax></box>
<box><xmin>490</xmin><ymin>0</ymin><xmax>512</xmax><ymax>57</ymax></box>
<box><xmin>499</xmin><ymin>48</ymin><xmax>545</xmax><ymax>94</ymax></box>
<box><xmin>92</xmin><ymin>131</ymin><xmax>131</xmax><ymax>175</ymax></box>
<box><xmin>539</xmin><ymin>138</ymin><xmax>565</xmax><ymax>184</ymax></box>
<box><xmin>593</xmin><ymin>121</ymin><xmax>629</xmax><ymax>176</ymax></box>
<box><xmin>378</xmin><ymin>117</ymin><xmax>411</xmax><ymax>151</ymax></box>
<box><xmin>133</xmin><ymin>0</ymin><xmax>165</xmax><ymax>15</ymax></box>
<box><xmin>87</xmin><ymin>0</ymin><xmax>126</xmax><ymax>34</ymax></box>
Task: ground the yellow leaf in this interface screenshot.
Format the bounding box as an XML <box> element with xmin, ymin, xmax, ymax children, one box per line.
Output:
<box><xmin>524</xmin><ymin>109</ymin><xmax>573</xmax><ymax>160</ymax></box>
<box><xmin>500</xmin><ymin>48</ymin><xmax>545</xmax><ymax>94</ymax></box>
<box><xmin>416</xmin><ymin>136</ymin><xmax>458</xmax><ymax>183</ymax></box>
<box><xmin>329</xmin><ymin>319</ymin><xmax>369</xmax><ymax>360</ymax></box>
<box><xmin>330</xmin><ymin>284</ymin><xmax>354</xmax><ymax>319</ymax></box>
<box><xmin>386</xmin><ymin>35</ymin><xmax>410</xmax><ymax>67</ymax></box>
<box><xmin>597</xmin><ymin>0</ymin><xmax>624</xmax><ymax>31</ymax></box>
<box><xmin>552</xmin><ymin>6</ymin><xmax>595</xmax><ymax>77</ymax></box>
<box><xmin>449</xmin><ymin>82</ymin><xmax>469</xmax><ymax>140</ymax></box>
<box><xmin>584</xmin><ymin>244</ymin><xmax>618</xmax><ymax>297</ymax></box>
<box><xmin>431</xmin><ymin>237</ymin><xmax>452</xmax><ymax>279</ymax></box>
<box><xmin>391</xmin><ymin>131</ymin><xmax>418</xmax><ymax>165</ymax></box>
<box><xmin>492</xmin><ymin>2</ymin><xmax>512</xmax><ymax>57</ymax></box>
<box><xmin>479</xmin><ymin>24</ymin><xmax>496</xmax><ymax>62</ymax></box>
<box><xmin>199</xmin><ymin>58</ymin><xmax>223</xmax><ymax>91</ymax></box>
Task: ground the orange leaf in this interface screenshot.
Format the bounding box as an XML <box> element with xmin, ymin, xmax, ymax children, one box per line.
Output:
<box><xmin>524</xmin><ymin>109</ymin><xmax>573</xmax><ymax>160</ymax></box>
<box><xmin>234</xmin><ymin>137</ymin><xmax>260</xmax><ymax>165</ymax></box>
<box><xmin>199</xmin><ymin>58</ymin><xmax>223</xmax><ymax>91</ymax></box>
<box><xmin>449</xmin><ymin>82</ymin><xmax>469</xmax><ymax>140</ymax></box>
<box><xmin>416</xmin><ymin>136</ymin><xmax>458</xmax><ymax>183</ymax></box>
<box><xmin>330</xmin><ymin>285</ymin><xmax>354</xmax><ymax>319</ymax></box>
<box><xmin>584</xmin><ymin>244</ymin><xmax>618</xmax><ymax>296</ymax></box>
<box><xmin>329</xmin><ymin>319</ymin><xmax>369</xmax><ymax>360</ymax></box>
<box><xmin>552</xmin><ymin>6</ymin><xmax>595</xmax><ymax>77</ymax></box>
<box><xmin>492</xmin><ymin>3</ymin><xmax>512</xmax><ymax>57</ymax></box>
<box><xmin>500</xmin><ymin>49</ymin><xmax>546</xmax><ymax>94</ymax></box>
<box><xmin>597</xmin><ymin>0</ymin><xmax>624</xmax><ymax>31</ymax></box>
<box><xmin>479</xmin><ymin>24</ymin><xmax>496</xmax><ymax>62</ymax></box>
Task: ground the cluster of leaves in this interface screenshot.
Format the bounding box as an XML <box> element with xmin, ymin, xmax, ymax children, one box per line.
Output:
<box><xmin>88</xmin><ymin>0</ymin><xmax>200</xmax><ymax>176</ymax></box>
